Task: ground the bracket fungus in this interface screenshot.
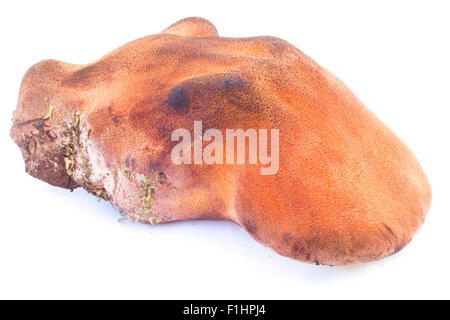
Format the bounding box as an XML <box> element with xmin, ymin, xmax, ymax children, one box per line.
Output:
<box><xmin>10</xmin><ymin>17</ymin><xmax>431</xmax><ymax>265</ymax></box>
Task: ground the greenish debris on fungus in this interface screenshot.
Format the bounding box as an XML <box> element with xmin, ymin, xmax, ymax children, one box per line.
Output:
<box><xmin>60</xmin><ymin>112</ymin><xmax>109</xmax><ymax>201</ymax></box>
<box><xmin>43</xmin><ymin>105</ymin><xmax>55</xmax><ymax>121</ymax></box>
<box><xmin>122</xmin><ymin>168</ymin><xmax>133</xmax><ymax>182</ymax></box>
<box><xmin>121</xmin><ymin>171</ymin><xmax>167</xmax><ymax>224</ymax></box>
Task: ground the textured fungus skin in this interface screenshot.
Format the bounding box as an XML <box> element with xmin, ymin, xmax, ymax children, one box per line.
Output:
<box><xmin>10</xmin><ymin>17</ymin><xmax>431</xmax><ymax>266</ymax></box>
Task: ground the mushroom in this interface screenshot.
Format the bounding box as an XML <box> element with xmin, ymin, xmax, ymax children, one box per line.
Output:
<box><xmin>10</xmin><ymin>17</ymin><xmax>431</xmax><ymax>265</ymax></box>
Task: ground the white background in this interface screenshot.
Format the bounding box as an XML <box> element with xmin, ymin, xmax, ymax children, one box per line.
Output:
<box><xmin>0</xmin><ymin>0</ymin><xmax>449</xmax><ymax>299</ymax></box>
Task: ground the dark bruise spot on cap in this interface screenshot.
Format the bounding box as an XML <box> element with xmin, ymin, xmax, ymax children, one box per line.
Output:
<box><xmin>167</xmin><ymin>85</ymin><xmax>189</xmax><ymax>110</ymax></box>
<box><xmin>293</xmin><ymin>242</ymin><xmax>311</xmax><ymax>261</ymax></box>
<box><xmin>112</xmin><ymin>116</ymin><xmax>120</xmax><ymax>124</ymax></box>
<box><xmin>158</xmin><ymin>172</ymin><xmax>167</xmax><ymax>184</ymax></box>
<box><xmin>221</xmin><ymin>76</ymin><xmax>248</xmax><ymax>90</ymax></box>
<box><xmin>148</xmin><ymin>160</ymin><xmax>164</xmax><ymax>173</ymax></box>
